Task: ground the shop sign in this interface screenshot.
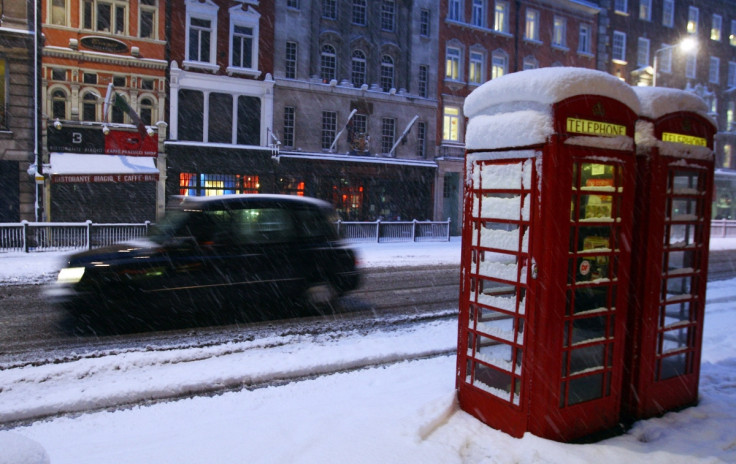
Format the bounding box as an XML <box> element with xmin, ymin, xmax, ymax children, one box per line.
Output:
<box><xmin>48</xmin><ymin>126</ymin><xmax>105</xmax><ymax>154</ymax></box>
<box><xmin>52</xmin><ymin>173</ymin><xmax>159</xmax><ymax>184</ymax></box>
<box><xmin>105</xmin><ymin>130</ymin><xmax>158</xmax><ymax>156</ymax></box>
<box><xmin>80</xmin><ymin>36</ymin><xmax>129</xmax><ymax>53</ymax></box>
<box><xmin>566</xmin><ymin>118</ymin><xmax>627</xmax><ymax>137</ymax></box>
<box><xmin>47</xmin><ymin>126</ymin><xmax>157</xmax><ymax>156</ymax></box>
<box><xmin>661</xmin><ymin>132</ymin><xmax>707</xmax><ymax>147</ymax></box>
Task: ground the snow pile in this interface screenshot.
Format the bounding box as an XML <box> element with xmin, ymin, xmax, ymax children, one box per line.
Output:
<box><xmin>464</xmin><ymin>68</ymin><xmax>640</xmax><ymax>150</ymax></box>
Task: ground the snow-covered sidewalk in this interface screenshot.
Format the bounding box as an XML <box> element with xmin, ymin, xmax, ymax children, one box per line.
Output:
<box><xmin>1</xmin><ymin>238</ymin><xmax>735</xmax><ymax>464</ymax></box>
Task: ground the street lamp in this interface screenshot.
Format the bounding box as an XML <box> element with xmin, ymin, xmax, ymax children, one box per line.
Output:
<box><xmin>653</xmin><ymin>37</ymin><xmax>698</xmax><ymax>87</ymax></box>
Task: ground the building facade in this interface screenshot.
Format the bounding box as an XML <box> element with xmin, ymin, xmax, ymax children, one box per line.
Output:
<box><xmin>166</xmin><ymin>0</ymin><xmax>277</xmax><ymax>209</ymax></box>
<box><xmin>40</xmin><ymin>0</ymin><xmax>168</xmax><ymax>222</ymax></box>
<box><xmin>270</xmin><ymin>0</ymin><xmax>438</xmax><ymax>222</ymax></box>
<box><xmin>437</xmin><ymin>0</ymin><xmax>601</xmax><ymax>233</ymax></box>
<box><xmin>0</xmin><ymin>0</ymin><xmax>37</xmax><ymax>222</ymax></box>
<box><xmin>600</xmin><ymin>0</ymin><xmax>736</xmax><ymax>219</ymax></box>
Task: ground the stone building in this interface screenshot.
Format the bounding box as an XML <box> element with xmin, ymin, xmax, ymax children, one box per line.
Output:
<box><xmin>0</xmin><ymin>0</ymin><xmax>37</xmax><ymax>221</ymax></box>
<box><xmin>271</xmin><ymin>0</ymin><xmax>438</xmax><ymax>221</ymax></box>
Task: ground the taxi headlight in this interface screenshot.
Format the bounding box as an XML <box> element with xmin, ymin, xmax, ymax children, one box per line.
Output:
<box><xmin>57</xmin><ymin>267</ymin><xmax>85</xmax><ymax>284</ymax></box>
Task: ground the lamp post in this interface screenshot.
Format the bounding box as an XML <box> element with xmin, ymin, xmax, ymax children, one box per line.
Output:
<box><xmin>653</xmin><ymin>37</ymin><xmax>698</xmax><ymax>87</ymax></box>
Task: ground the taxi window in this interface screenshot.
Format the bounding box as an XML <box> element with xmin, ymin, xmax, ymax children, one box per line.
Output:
<box><xmin>230</xmin><ymin>208</ymin><xmax>295</xmax><ymax>244</ymax></box>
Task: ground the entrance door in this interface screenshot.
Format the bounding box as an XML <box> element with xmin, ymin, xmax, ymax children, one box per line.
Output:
<box><xmin>443</xmin><ymin>172</ymin><xmax>460</xmax><ymax>235</ymax></box>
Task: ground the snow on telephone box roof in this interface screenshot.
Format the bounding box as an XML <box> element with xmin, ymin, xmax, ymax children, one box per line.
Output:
<box><xmin>632</xmin><ymin>86</ymin><xmax>716</xmax><ymax>160</ymax></box>
<box><xmin>464</xmin><ymin>67</ymin><xmax>641</xmax><ymax>151</ymax></box>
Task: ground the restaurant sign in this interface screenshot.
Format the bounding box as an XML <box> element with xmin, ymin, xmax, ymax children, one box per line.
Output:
<box><xmin>80</xmin><ymin>36</ymin><xmax>129</xmax><ymax>53</ymax></box>
<box><xmin>52</xmin><ymin>173</ymin><xmax>159</xmax><ymax>184</ymax></box>
<box><xmin>48</xmin><ymin>126</ymin><xmax>157</xmax><ymax>156</ymax></box>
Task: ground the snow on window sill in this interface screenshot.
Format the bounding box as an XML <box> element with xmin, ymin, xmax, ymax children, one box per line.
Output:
<box><xmin>226</xmin><ymin>66</ymin><xmax>262</xmax><ymax>78</ymax></box>
<box><xmin>182</xmin><ymin>60</ymin><xmax>220</xmax><ymax>73</ymax></box>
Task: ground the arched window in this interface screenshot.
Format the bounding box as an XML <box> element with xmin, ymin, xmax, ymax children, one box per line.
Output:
<box><xmin>140</xmin><ymin>97</ymin><xmax>154</xmax><ymax>125</ymax></box>
<box><xmin>320</xmin><ymin>44</ymin><xmax>337</xmax><ymax>83</ymax></box>
<box><xmin>111</xmin><ymin>95</ymin><xmax>126</xmax><ymax>123</ymax></box>
<box><xmin>380</xmin><ymin>55</ymin><xmax>394</xmax><ymax>92</ymax></box>
<box><xmin>51</xmin><ymin>89</ymin><xmax>67</xmax><ymax>119</ymax></box>
<box><xmin>82</xmin><ymin>92</ymin><xmax>99</xmax><ymax>121</ymax></box>
<box><xmin>351</xmin><ymin>49</ymin><xmax>366</xmax><ymax>87</ymax></box>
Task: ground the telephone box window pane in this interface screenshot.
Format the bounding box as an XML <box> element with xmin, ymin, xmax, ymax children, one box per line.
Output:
<box><xmin>666</xmin><ymin>223</ymin><xmax>698</xmax><ymax>247</ymax></box>
<box><xmin>670</xmin><ymin>198</ymin><xmax>699</xmax><ymax>220</ymax></box>
<box><xmin>571</xmin><ymin>287</ymin><xmax>609</xmax><ymax>315</ymax></box>
<box><xmin>476</xmin><ymin>221</ymin><xmax>528</xmax><ymax>252</ymax></box>
<box><xmin>659</xmin><ymin>326</ymin><xmax>690</xmax><ymax>354</ymax></box>
<box><xmin>670</xmin><ymin>170</ymin><xmax>701</xmax><ymax>193</ymax></box>
<box><xmin>665</xmin><ymin>249</ymin><xmax>695</xmax><ymax>273</ymax></box>
<box><xmin>567</xmin><ymin>373</ymin><xmax>603</xmax><ymax>405</ymax></box>
<box><xmin>659</xmin><ymin>353</ymin><xmax>689</xmax><ymax>380</ymax></box>
<box><xmin>474</xmin><ymin>334</ymin><xmax>514</xmax><ymax>370</ymax></box>
<box><xmin>664</xmin><ymin>276</ymin><xmax>695</xmax><ymax>300</ymax></box>
<box><xmin>477</xmin><ymin>308</ymin><xmax>516</xmax><ymax>342</ymax></box>
<box><xmin>474</xmin><ymin>278</ymin><xmax>522</xmax><ymax>313</ymax></box>
<box><xmin>570</xmin><ymin>315</ymin><xmax>607</xmax><ymax>345</ymax></box>
<box><xmin>575</xmin><ymin>226</ymin><xmax>612</xmax><ymax>252</ymax></box>
<box><xmin>473</xmin><ymin>362</ymin><xmax>518</xmax><ymax>404</ymax></box>
<box><xmin>661</xmin><ymin>300</ymin><xmax>693</xmax><ymax>328</ymax></box>
<box><xmin>579</xmin><ymin>194</ymin><xmax>614</xmax><ymax>220</ymax></box>
<box><xmin>567</xmin><ymin>344</ymin><xmax>605</xmax><ymax>375</ymax></box>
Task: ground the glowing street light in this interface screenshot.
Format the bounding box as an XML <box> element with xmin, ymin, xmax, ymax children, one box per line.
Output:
<box><xmin>653</xmin><ymin>37</ymin><xmax>698</xmax><ymax>87</ymax></box>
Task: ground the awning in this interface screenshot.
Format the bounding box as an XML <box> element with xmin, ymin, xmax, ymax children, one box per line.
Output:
<box><xmin>49</xmin><ymin>153</ymin><xmax>159</xmax><ymax>183</ymax></box>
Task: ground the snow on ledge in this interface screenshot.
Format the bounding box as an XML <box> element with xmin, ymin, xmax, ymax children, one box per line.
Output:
<box><xmin>632</xmin><ymin>86</ymin><xmax>715</xmax><ymax>123</ymax></box>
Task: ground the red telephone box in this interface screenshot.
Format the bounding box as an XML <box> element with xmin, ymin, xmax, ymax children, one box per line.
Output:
<box><xmin>457</xmin><ymin>68</ymin><xmax>640</xmax><ymax>442</ymax></box>
<box><xmin>624</xmin><ymin>87</ymin><xmax>716</xmax><ymax>421</ymax></box>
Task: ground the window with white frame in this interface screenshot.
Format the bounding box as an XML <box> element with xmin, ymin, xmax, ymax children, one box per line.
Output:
<box><xmin>448</xmin><ymin>0</ymin><xmax>462</xmax><ymax>22</ymax></box>
<box><xmin>285</xmin><ymin>41</ymin><xmax>297</xmax><ymax>79</ymax></box>
<box><xmin>82</xmin><ymin>0</ymin><xmax>126</xmax><ymax>34</ymax></box>
<box><xmin>351</xmin><ymin>50</ymin><xmax>366</xmax><ymax>87</ymax></box>
<box><xmin>659</xmin><ymin>44</ymin><xmax>672</xmax><ymax>73</ymax></box>
<box><xmin>321</xmin><ymin>111</ymin><xmax>336</xmax><ymax>150</ymax></box>
<box><xmin>523</xmin><ymin>55</ymin><xmax>538</xmax><ymax>70</ymax></box>
<box><xmin>712</xmin><ymin>15</ymin><xmax>722</xmax><ymax>41</ymax></box>
<box><xmin>525</xmin><ymin>9</ymin><xmax>540</xmax><ymax>41</ymax></box>
<box><xmin>637</xmin><ymin>37</ymin><xmax>650</xmax><ymax>66</ymax></box>
<box><xmin>728</xmin><ymin>102</ymin><xmax>735</xmax><ymax>130</ymax></box>
<box><xmin>662</xmin><ymin>0</ymin><xmax>674</xmax><ymax>27</ymax></box>
<box><xmin>639</xmin><ymin>0</ymin><xmax>651</xmax><ymax>21</ymax></box>
<box><xmin>50</xmin><ymin>88</ymin><xmax>67</xmax><ymax>120</ymax></box>
<box><xmin>380</xmin><ymin>55</ymin><xmax>394</xmax><ymax>92</ymax></box>
<box><xmin>352</xmin><ymin>0</ymin><xmax>367</xmax><ymax>26</ymax></box>
<box><xmin>322</xmin><ymin>0</ymin><xmax>337</xmax><ymax>20</ymax></box>
<box><xmin>710</xmin><ymin>56</ymin><xmax>720</xmax><ymax>84</ymax></box>
<box><xmin>139</xmin><ymin>0</ymin><xmax>157</xmax><ymax>38</ymax></box>
<box><xmin>418</xmin><ymin>65</ymin><xmax>429</xmax><ymax>97</ymax></box>
<box><xmin>728</xmin><ymin>61</ymin><xmax>736</xmax><ymax>87</ymax></box>
<box><xmin>416</xmin><ymin>121</ymin><xmax>426</xmax><ymax>158</ymax></box>
<box><xmin>420</xmin><ymin>9</ymin><xmax>430</xmax><ymax>36</ymax></box>
<box><xmin>553</xmin><ymin>16</ymin><xmax>566</xmax><ymax>47</ymax></box>
<box><xmin>578</xmin><ymin>24</ymin><xmax>592</xmax><ymax>54</ymax></box>
<box><xmin>320</xmin><ymin>44</ymin><xmax>337</xmax><ymax>83</ymax></box>
<box><xmin>471</xmin><ymin>0</ymin><xmax>485</xmax><ymax>28</ymax></box>
<box><xmin>50</xmin><ymin>0</ymin><xmax>67</xmax><ymax>26</ymax></box>
<box><xmin>381</xmin><ymin>118</ymin><xmax>395</xmax><ymax>154</ymax></box>
<box><xmin>443</xmin><ymin>106</ymin><xmax>460</xmax><ymax>141</ymax></box>
<box><xmin>229</xmin><ymin>6</ymin><xmax>260</xmax><ymax>74</ymax></box>
<box><xmin>491</xmin><ymin>49</ymin><xmax>507</xmax><ymax>78</ymax></box>
<box><xmin>283</xmin><ymin>106</ymin><xmax>295</xmax><ymax>147</ymax></box>
<box><xmin>614</xmin><ymin>0</ymin><xmax>627</xmax><ymax>14</ymax></box>
<box><xmin>469</xmin><ymin>51</ymin><xmax>484</xmax><ymax>84</ymax></box>
<box><xmin>139</xmin><ymin>97</ymin><xmax>154</xmax><ymax>126</ymax></box>
<box><xmin>186</xmin><ymin>0</ymin><xmax>218</xmax><ymax>67</ymax></box>
<box><xmin>82</xmin><ymin>92</ymin><xmax>100</xmax><ymax>121</ymax></box>
<box><xmin>494</xmin><ymin>1</ymin><xmax>509</xmax><ymax>33</ymax></box>
<box><xmin>732</xmin><ymin>20</ymin><xmax>736</xmax><ymax>46</ymax></box>
<box><xmin>612</xmin><ymin>31</ymin><xmax>627</xmax><ymax>62</ymax></box>
<box><xmin>381</xmin><ymin>0</ymin><xmax>395</xmax><ymax>31</ymax></box>
<box><xmin>686</xmin><ymin>54</ymin><xmax>696</xmax><ymax>79</ymax></box>
<box><xmin>446</xmin><ymin>46</ymin><xmax>461</xmax><ymax>81</ymax></box>
<box><xmin>287</xmin><ymin>0</ymin><xmax>299</xmax><ymax>8</ymax></box>
<box><xmin>687</xmin><ymin>7</ymin><xmax>698</xmax><ymax>34</ymax></box>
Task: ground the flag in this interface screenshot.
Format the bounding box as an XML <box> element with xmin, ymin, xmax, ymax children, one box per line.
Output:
<box><xmin>102</xmin><ymin>83</ymin><xmax>114</xmax><ymax>123</ymax></box>
<box><xmin>113</xmin><ymin>92</ymin><xmax>148</xmax><ymax>139</ymax></box>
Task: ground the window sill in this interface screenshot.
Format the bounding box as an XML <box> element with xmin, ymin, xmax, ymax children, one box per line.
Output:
<box><xmin>577</xmin><ymin>51</ymin><xmax>595</xmax><ymax>58</ymax></box>
<box><xmin>182</xmin><ymin>61</ymin><xmax>220</xmax><ymax>73</ymax></box>
<box><xmin>226</xmin><ymin>67</ymin><xmax>262</xmax><ymax>78</ymax></box>
<box><xmin>552</xmin><ymin>45</ymin><xmax>569</xmax><ymax>52</ymax></box>
<box><xmin>523</xmin><ymin>38</ymin><xmax>543</xmax><ymax>46</ymax></box>
<box><xmin>612</xmin><ymin>59</ymin><xmax>628</xmax><ymax>65</ymax></box>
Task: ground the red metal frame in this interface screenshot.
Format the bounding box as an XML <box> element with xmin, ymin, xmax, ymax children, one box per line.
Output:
<box><xmin>457</xmin><ymin>95</ymin><xmax>638</xmax><ymax>441</ymax></box>
<box><xmin>625</xmin><ymin>112</ymin><xmax>716</xmax><ymax>421</ymax></box>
